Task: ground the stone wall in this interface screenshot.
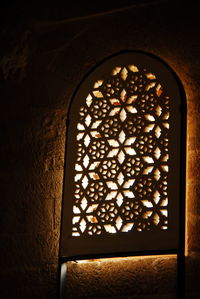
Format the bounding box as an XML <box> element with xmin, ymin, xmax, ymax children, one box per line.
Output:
<box><xmin>0</xmin><ymin>1</ymin><xmax>200</xmax><ymax>298</ymax></box>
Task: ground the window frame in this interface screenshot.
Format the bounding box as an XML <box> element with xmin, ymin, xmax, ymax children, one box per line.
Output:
<box><xmin>60</xmin><ymin>51</ymin><xmax>186</xmax><ymax>261</ymax></box>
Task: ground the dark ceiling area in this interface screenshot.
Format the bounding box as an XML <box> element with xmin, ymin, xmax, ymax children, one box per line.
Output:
<box><xmin>1</xmin><ymin>0</ymin><xmax>164</xmax><ymax>25</ymax></box>
<box><xmin>1</xmin><ymin>0</ymin><xmax>198</xmax><ymax>28</ymax></box>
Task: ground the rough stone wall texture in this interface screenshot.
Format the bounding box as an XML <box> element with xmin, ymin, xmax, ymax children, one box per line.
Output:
<box><xmin>64</xmin><ymin>256</ymin><xmax>177</xmax><ymax>299</ymax></box>
<box><xmin>0</xmin><ymin>1</ymin><xmax>200</xmax><ymax>298</ymax></box>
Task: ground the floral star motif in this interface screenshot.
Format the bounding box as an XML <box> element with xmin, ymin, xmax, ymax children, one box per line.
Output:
<box><xmin>143</xmin><ymin>112</ymin><xmax>169</xmax><ymax>138</ymax></box>
<box><xmin>74</xmin><ymin>154</ymin><xmax>100</xmax><ymax>187</ymax></box>
<box><xmin>106</xmin><ymin>174</ymin><xmax>135</xmax><ymax>206</ymax></box>
<box><xmin>142</xmin><ymin>154</ymin><xmax>169</xmax><ymax>181</ymax></box>
<box><xmin>76</xmin><ymin>115</ymin><xmax>102</xmax><ymax>146</ymax></box>
<box><xmin>107</xmin><ymin>130</ymin><xmax>136</xmax><ymax>164</ymax></box>
<box><xmin>109</xmin><ymin>89</ymin><xmax>138</xmax><ymax>122</ymax></box>
<box><xmin>141</xmin><ymin>190</ymin><xmax>168</xmax><ymax>227</ymax></box>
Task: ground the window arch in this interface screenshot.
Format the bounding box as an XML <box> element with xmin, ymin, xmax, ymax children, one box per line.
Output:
<box><xmin>60</xmin><ymin>51</ymin><xmax>185</xmax><ymax>260</ymax></box>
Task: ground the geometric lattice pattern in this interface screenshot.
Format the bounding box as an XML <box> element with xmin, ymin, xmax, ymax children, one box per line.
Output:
<box><xmin>72</xmin><ymin>64</ymin><xmax>169</xmax><ymax>236</ymax></box>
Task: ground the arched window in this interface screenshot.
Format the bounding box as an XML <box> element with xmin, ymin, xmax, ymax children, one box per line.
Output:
<box><xmin>60</xmin><ymin>51</ymin><xmax>185</xmax><ymax>260</ymax></box>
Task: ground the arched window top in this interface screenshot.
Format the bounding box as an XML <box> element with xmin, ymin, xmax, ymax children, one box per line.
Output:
<box><xmin>61</xmin><ymin>51</ymin><xmax>185</xmax><ymax>260</ymax></box>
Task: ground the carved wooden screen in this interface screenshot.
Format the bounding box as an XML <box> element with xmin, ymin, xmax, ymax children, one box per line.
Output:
<box><xmin>61</xmin><ymin>52</ymin><xmax>184</xmax><ymax>260</ymax></box>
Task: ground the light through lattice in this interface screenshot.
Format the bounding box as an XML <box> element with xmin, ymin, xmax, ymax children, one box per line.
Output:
<box><xmin>72</xmin><ymin>64</ymin><xmax>169</xmax><ymax>237</ymax></box>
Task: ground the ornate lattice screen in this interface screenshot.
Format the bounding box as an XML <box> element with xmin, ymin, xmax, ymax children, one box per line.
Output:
<box><xmin>61</xmin><ymin>52</ymin><xmax>183</xmax><ymax>260</ymax></box>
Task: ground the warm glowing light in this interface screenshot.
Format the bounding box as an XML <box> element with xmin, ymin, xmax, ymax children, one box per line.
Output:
<box><xmin>128</xmin><ymin>65</ymin><xmax>139</xmax><ymax>72</ymax></box>
<box><xmin>93</xmin><ymin>90</ymin><xmax>103</xmax><ymax>98</ymax></box>
<box><xmin>146</xmin><ymin>82</ymin><xmax>156</xmax><ymax>91</ymax></box>
<box><xmin>70</xmin><ymin>254</ymin><xmax>177</xmax><ymax>264</ymax></box>
<box><xmin>93</xmin><ymin>80</ymin><xmax>103</xmax><ymax>88</ymax></box>
<box><xmin>112</xmin><ymin>66</ymin><xmax>121</xmax><ymax>75</ymax></box>
<box><xmin>71</xmin><ymin>63</ymin><xmax>170</xmax><ymax>237</ymax></box>
<box><xmin>185</xmin><ymin>123</ymin><xmax>189</xmax><ymax>256</ymax></box>
<box><xmin>60</xmin><ymin>263</ymin><xmax>67</xmax><ymax>296</ymax></box>
<box><xmin>121</xmin><ymin>67</ymin><xmax>128</xmax><ymax>80</ymax></box>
